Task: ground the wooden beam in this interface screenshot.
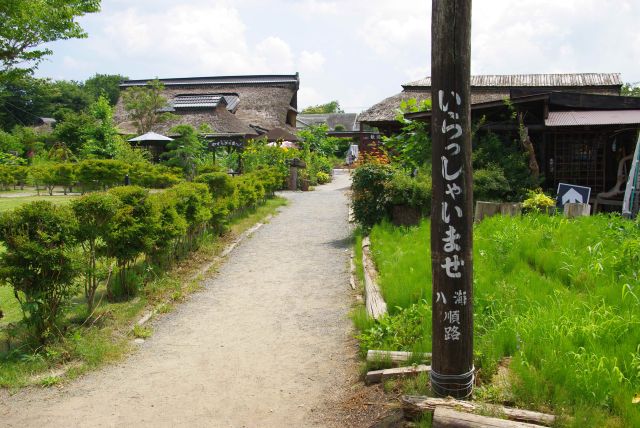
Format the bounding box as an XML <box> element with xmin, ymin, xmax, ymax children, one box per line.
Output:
<box><xmin>365</xmin><ymin>365</ymin><xmax>431</xmax><ymax>385</ymax></box>
<box><xmin>402</xmin><ymin>396</ymin><xmax>556</xmax><ymax>426</ymax></box>
<box><xmin>366</xmin><ymin>350</ymin><xmax>432</xmax><ymax>365</ymax></box>
<box><xmin>432</xmin><ymin>407</ymin><xmax>544</xmax><ymax>428</ymax></box>
<box><xmin>430</xmin><ymin>0</ymin><xmax>474</xmax><ymax>398</ymax></box>
<box><xmin>362</xmin><ymin>236</ymin><xmax>387</xmax><ymax>319</ymax></box>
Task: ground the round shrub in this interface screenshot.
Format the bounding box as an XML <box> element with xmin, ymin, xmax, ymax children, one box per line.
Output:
<box><xmin>316</xmin><ymin>171</ymin><xmax>331</xmax><ymax>184</ymax></box>
<box><xmin>105</xmin><ymin>186</ymin><xmax>159</xmax><ymax>297</ymax></box>
<box><xmin>0</xmin><ymin>201</ymin><xmax>79</xmax><ymax>342</ymax></box>
<box><xmin>351</xmin><ymin>163</ymin><xmax>394</xmax><ymax>229</ymax></box>
<box><xmin>71</xmin><ymin>192</ymin><xmax>121</xmax><ymax>311</ymax></box>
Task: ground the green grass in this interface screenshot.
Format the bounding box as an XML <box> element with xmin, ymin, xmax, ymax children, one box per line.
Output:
<box><xmin>0</xmin><ymin>195</ymin><xmax>77</xmax><ymax>213</ymax></box>
<box><xmin>358</xmin><ymin>215</ymin><xmax>640</xmax><ymax>427</ymax></box>
<box><xmin>0</xmin><ymin>196</ymin><xmax>287</xmax><ymax>389</ymax></box>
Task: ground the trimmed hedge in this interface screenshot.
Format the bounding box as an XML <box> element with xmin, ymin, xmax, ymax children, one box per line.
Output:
<box><xmin>0</xmin><ymin>169</ymin><xmax>286</xmax><ymax>342</ymax></box>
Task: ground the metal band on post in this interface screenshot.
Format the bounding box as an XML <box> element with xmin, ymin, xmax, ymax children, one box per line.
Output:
<box><xmin>430</xmin><ymin>367</ymin><xmax>475</xmax><ymax>398</ymax></box>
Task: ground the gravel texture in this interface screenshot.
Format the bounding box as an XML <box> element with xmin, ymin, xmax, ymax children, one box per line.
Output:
<box><xmin>0</xmin><ymin>170</ymin><xmax>361</xmax><ymax>427</ymax></box>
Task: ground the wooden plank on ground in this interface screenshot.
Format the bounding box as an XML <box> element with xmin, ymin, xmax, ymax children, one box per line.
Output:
<box><xmin>402</xmin><ymin>396</ymin><xmax>555</xmax><ymax>426</ymax></box>
<box><xmin>349</xmin><ymin>251</ymin><xmax>356</xmax><ymax>290</ymax></box>
<box><xmin>366</xmin><ymin>350</ymin><xmax>432</xmax><ymax>365</ymax></box>
<box><xmin>432</xmin><ymin>407</ymin><xmax>543</xmax><ymax>428</ymax></box>
<box><xmin>361</xmin><ymin>236</ymin><xmax>387</xmax><ymax>319</ymax></box>
<box><xmin>365</xmin><ymin>365</ymin><xmax>431</xmax><ymax>385</ymax></box>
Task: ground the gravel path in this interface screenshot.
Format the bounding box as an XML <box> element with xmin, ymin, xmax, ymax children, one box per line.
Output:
<box><xmin>0</xmin><ymin>170</ymin><xmax>357</xmax><ymax>427</ymax></box>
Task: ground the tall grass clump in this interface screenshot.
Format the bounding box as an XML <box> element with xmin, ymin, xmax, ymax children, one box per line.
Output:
<box><xmin>359</xmin><ymin>214</ymin><xmax>640</xmax><ymax>426</ymax></box>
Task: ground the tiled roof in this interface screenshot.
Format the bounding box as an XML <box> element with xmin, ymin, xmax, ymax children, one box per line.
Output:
<box><xmin>546</xmin><ymin>110</ymin><xmax>640</xmax><ymax>127</ymax></box>
<box><xmin>403</xmin><ymin>73</ymin><xmax>622</xmax><ymax>88</ymax></box>
<box><xmin>173</xmin><ymin>94</ymin><xmax>226</xmax><ymax>109</ymax></box>
<box><xmin>120</xmin><ymin>74</ymin><xmax>299</xmax><ymax>88</ymax></box>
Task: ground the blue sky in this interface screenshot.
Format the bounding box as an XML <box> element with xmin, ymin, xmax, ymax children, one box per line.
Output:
<box><xmin>34</xmin><ymin>0</ymin><xmax>640</xmax><ymax>112</ymax></box>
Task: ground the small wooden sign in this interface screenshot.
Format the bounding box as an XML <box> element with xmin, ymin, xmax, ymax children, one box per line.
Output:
<box><xmin>209</xmin><ymin>139</ymin><xmax>244</xmax><ymax>149</ymax></box>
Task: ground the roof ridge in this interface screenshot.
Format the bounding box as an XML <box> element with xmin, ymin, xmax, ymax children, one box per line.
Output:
<box><xmin>403</xmin><ymin>72</ymin><xmax>622</xmax><ymax>88</ymax></box>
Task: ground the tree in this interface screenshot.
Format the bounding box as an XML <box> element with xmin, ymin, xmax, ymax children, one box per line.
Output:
<box><xmin>301</xmin><ymin>100</ymin><xmax>344</xmax><ymax>114</ymax></box>
<box><xmin>0</xmin><ymin>201</ymin><xmax>79</xmax><ymax>342</ymax></box>
<box><xmin>622</xmin><ymin>82</ymin><xmax>640</xmax><ymax>97</ymax></box>
<box><xmin>80</xmin><ymin>95</ymin><xmax>120</xmax><ymax>158</ymax></box>
<box><xmin>75</xmin><ymin>159</ymin><xmax>127</xmax><ymax>192</ymax></box>
<box><xmin>0</xmin><ymin>0</ymin><xmax>100</xmax><ymax>73</ymax></box>
<box><xmin>84</xmin><ymin>73</ymin><xmax>127</xmax><ymax>106</ymax></box>
<box><xmin>383</xmin><ymin>98</ymin><xmax>433</xmax><ymax>171</ymax></box>
<box><xmin>0</xmin><ymin>74</ymin><xmax>55</xmax><ymax>130</ymax></box>
<box><xmin>105</xmin><ymin>186</ymin><xmax>158</xmax><ymax>298</ymax></box>
<box><xmin>71</xmin><ymin>192</ymin><xmax>120</xmax><ymax>312</ymax></box>
<box><xmin>162</xmin><ymin>125</ymin><xmax>205</xmax><ymax>181</ymax></box>
<box><xmin>121</xmin><ymin>79</ymin><xmax>173</xmax><ymax>133</ymax></box>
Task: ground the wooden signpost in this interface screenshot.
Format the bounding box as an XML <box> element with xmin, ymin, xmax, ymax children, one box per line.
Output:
<box><xmin>430</xmin><ymin>0</ymin><xmax>474</xmax><ymax>398</ymax></box>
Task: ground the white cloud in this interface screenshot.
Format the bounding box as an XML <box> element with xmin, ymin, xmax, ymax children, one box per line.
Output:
<box><xmin>100</xmin><ymin>4</ymin><xmax>302</xmax><ymax>76</ymax></box>
<box><xmin>298</xmin><ymin>51</ymin><xmax>325</xmax><ymax>73</ymax></box>
<box><xmin>254</xmin><ymin>37</ymin><xmax>294</xmax><ymax>72</ymax></box>
<box><xmin>297</xmin><ymin>86</ymin><xmax>324</xmax><ymax>108</ymax></box>
<box><xmin>296</xmin><ymin>0</ymin><xmax>339</xmax><ymax>15</ymax></box>
<box><xmin>356</xmin><ymin>1</ymin><xmax>429</xmax><ymax>57</ymax></box>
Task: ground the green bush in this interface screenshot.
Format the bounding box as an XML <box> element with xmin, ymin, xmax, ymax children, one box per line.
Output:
<box><xmin>10</xmin><ymin>165</ymin><xmax>29</xmax><ymax>189</ymax></box>
<box><xmin>0</xmin><ymin>201</ymin><xmax>79</xmax><ymax>342</ymax></box>
<box><xmin>473</xmin><ymin>164</ymin><xmax>511</xmax><ymax>202</ymax></box>
<box><xmin>71</xmin><ymin>192</ymin><xmax>121</xmax><ymax>312</ymax></box>
<box><xmin>351</xmin><ymin>163</ymin><xmax>394</xmax><ymax>229</ymax></box>
<box><xmin>149</xmin><ymin>191</ymin><xmax>187</xmax><ymax>264</ymax></box>
<box><xmin>128</xmin><ymin>162</ymin><xmax>182</xmax><ymax>189</ymax></box>
<box><xmin>385</xmin><ymin>171</ymin><xmax>432</xmax><ymax>214</ymax></box>
<box><xmin>0</xmin><ymin>165</ymin><xmax>14</xmax><ymax>190</ymax></box>
<box><xmin>195</xmin><ymin>172</ymin><xmax>236</xmax><ymax>232</ymax></box>
<box><xmin>316</xmin><ymin>171</ymin><xmax>331</xmax><ymax>184</ymax></box>
<box><xmin>522</xmin><ymin>188</ymin><xmax>556</xmax><ymax>213</ymax></box>
<box><xmin>76</xmin><ymin>159</ymin><xmax>128</xmax><ymax>192</ymax></box>
<box><xmin>241</xmin><ymin>138</ymin><xmax>300</xmax><ymax>177</ymax></box>
<box><xmin>29</xmin><ymin>162</ymin><xmax>57</xmax><ymax>195</ymax></box>
<box><xmin>472</xmin><ymin>131</ymin><xmax>538</xmax><ymax>201</ymax></box>
<box><xmin>105</xmin><ymin>186</ymin><xmax>158</xmax><ymax>297</ymax></box>
<box><xmin>234</xmin><ymin>175</ymin><xmax>261</xmax><ymax>210</ymax></box>
<box><xmin>168</xmin><ymin>182</ymin><xmax>212</xmax><ymax>247</ymax></box>
<box><xmin>53</xmin><ymin>163</ymin><xmax>76</xmax><ymax>194</ymax></box>
<box><xmin>195</xmin><ymin>172</ymin><xmax>235</xmax><ymax>198</ymax></box>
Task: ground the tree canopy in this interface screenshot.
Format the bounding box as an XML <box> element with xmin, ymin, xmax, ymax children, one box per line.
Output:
<box><xmin>0</xmin><ymin>0</ymin><xmax>101</xmax><ymax>73</ymax></box>
<box><xmin>622</xmin><ymin>82</ymin><xmax>640</xmax><ymax>97</ymax></box>
<box><xmin>122</xmin><ymin>80</ymin><xmax>173</xmax><ymax>134</ymax></box>
<box><xmin>301</xmin><ymin>100</ymin><xmax>344</xmax><ymax>114</ymax></box>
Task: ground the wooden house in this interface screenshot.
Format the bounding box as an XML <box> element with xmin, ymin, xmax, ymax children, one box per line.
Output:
<box><xmin>114</xmin><ymin>74</ymin><xmax>300</xmax><ymax>152</ymax></box>
<box><xmin>358</xmin><ymin>73</ymin><xmax>623</xmax><ymax>136</ymax></box>
<box><xmin>407</xmin><ymin>91</ymin><xmax>640</xmax><ymax>210</ymax></box>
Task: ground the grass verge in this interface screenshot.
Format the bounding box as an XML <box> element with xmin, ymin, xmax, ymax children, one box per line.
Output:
<box><xmin>0</xmin><ymin>197</ymin><xmax>287</xmax><ymax>389</ymax></box>
<box><xmin>353</xmin><ymin>215</ymin><xmax>640</xmax><ymax>427</ymax></box>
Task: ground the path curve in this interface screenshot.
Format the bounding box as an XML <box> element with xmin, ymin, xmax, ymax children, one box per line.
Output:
<box><xmin>0</xmin><ymin>170</ymin><xmax>355</xmax><ymax>427</ymax></box>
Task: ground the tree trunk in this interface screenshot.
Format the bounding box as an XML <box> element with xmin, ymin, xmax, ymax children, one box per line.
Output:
<box><xmin>518</xmin><ymin>113</ymin><xmax>540</xmax><ymax>180</ymax></box>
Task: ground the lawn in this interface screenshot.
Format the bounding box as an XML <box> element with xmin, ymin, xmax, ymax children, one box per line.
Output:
<box><xmin>0</xmin><ymin>195</ymin><xmax>77</xmax><ymax>213</ymax></box>
<box><xmin>360</xmin><ymin>214</ymin><xmax>640</xmax><ymax>427</ymax></box>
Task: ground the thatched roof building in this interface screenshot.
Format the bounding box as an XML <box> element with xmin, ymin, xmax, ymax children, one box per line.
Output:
<box><xmin>296</xmin><ymin>113</ymin><xmax>359</xmax><ymax>131</ymax></box>
<box><xmin>358</xmin><ymin>72</ymin><xmax>623</xmax><ymax>135</ymax></box>
<box><xmin>114</xmin><ymin>74</ymin><xmax>300</xmax><ymax>141</ymax></box>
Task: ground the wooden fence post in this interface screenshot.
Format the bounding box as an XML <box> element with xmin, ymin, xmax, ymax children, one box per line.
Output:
<box><xmin>289</xmin><ymin>165</ymin><xmax>298</xmax><ymax>191</ymax></box>
<box><xmin>430</xmin><ymin>0</ymin><xmax>474</xmax><ymax>398</ymax></box>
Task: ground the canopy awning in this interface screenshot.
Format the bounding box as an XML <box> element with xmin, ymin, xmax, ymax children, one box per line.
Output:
<box><xmin>265</xmin><ymin>127</ymin><xmax>300</xmax><ymax>142</ymax></box>
<box><xmin>128</xmin><ymin>131</ymin><xmax>174</xmax><ymax>142</ymax></box>
<box><xmin>545</xmin><ymin>110</ymin><xmax>640</xmax><ymax>127</ymax></box>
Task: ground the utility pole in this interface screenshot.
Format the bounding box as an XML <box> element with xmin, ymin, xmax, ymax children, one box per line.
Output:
<box><xmin>430</xmin><ymin>0</ymin><xmax>474</xmax><ymax>398</ymax></box>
